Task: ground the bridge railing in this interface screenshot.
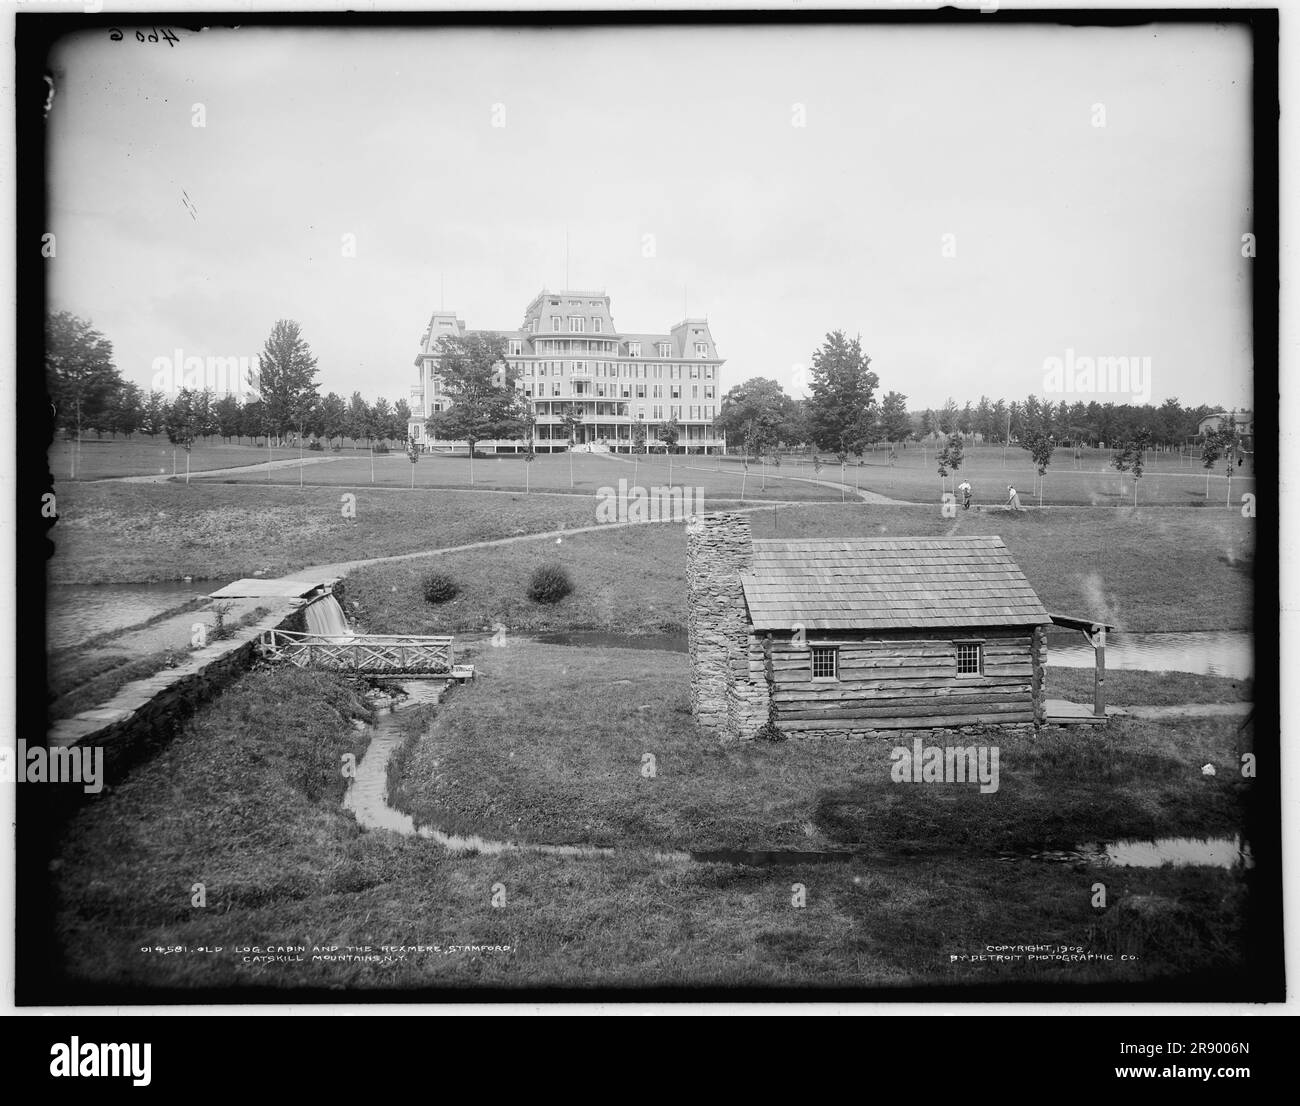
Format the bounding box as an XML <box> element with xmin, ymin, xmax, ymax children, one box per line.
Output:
<box><xmin>257</xmin><ymin>628</ymin><xmax>455</xmax><ymax>674</ymax></box>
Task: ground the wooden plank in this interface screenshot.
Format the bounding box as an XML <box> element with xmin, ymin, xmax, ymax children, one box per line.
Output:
<box><xmin>784</xmin><ymin>711</ymin><xmax>1035</xmax><ymax>731</ymax></box>
<box><xmin>777</xmin><ymin>699</ymin><xmax>1034</xmax><ymax>721</ymax></box>
<box><xmin>775</xmin><ymin>682</ymin><xmax>1031</xmax><ymax>701</ymax></box>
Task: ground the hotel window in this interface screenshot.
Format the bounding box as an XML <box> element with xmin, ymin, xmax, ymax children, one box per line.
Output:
<box><xmin>671</xmin><ymin>405</ymin><xmax>680</xmax><ymax>418</ymax></box>
<box><xmin>654</xmin><ymin>365</ymin><xmax>662</xmax><ymax>379</ymax></box>
<box><xmin>569</xmin><ymin>316</ymin><xmax>585</xmax><ymax>333</ymax></box>
<box><xmin>593</xmin><ymin>317</ymin><xmax>603</xmax><ymax>333</ymax></box>
<box><xmin>704</xmin><ymin>385</ymin><xmax>715</xmax><ymax>399</ymax></box>
<box><xmin>670</xmin><ymin>385</ymin><xmax>681</xmax><ymax>399</ymax></box>
<box><xmin>811</xmin><ymin>647</ymin><xmax>838</xmax><ymax>680</ymax></box>
<box><xmin>695</xmin><ymin>343</ymin><xmax>708</xmax><ymax>358</ymax></box>
<box><xmin>509</xmin><ymin>340</ymin><xmax>522</xmax><ymax>356</ymax></box>
<box><xmin>552</xmin><ymin>317</ymin><xmax>562</xmax><ymax>332</ymax></box>
<box><xmin>657</xmin><ymin>342</ymin><xmax>671</xmax><ymax>358</ymax></box>
<box><xmin>955</xmin><ymin>642</ymin><xmax>984</xmax><ymax>677</ymax></box>
<box><xmin>704</xmin><ymin>367</ymin><xmax>713</xmax><ymax>379</ymax></box>
<box><xmin>653</xmin><ymin>405</ymin><xmax>664</xmax><ymax>420</ymax></box>
<box><xmin>636</xmin><ymin>383</ymin><xmax>646</xmax><ymax>398</ymax></box>
<box><xmin>621</xmin><ymin>384</ymin><xmax>631</xmax><ymax>398</ymax></box>
<box><xmin>552</xmin><ymin>383</ymin><xmax>561</xmax><ymax>396</ymax></box>
<box><xmin>653</xmin><ymin>384</ymin><xmax>663</xmax><ymax>398</ymax></box>
<box><xmin>596</xmin><ymin>382</ymin><xmax>607</xmax><ymax>397</ymax></box>
<box><xmin>689</xmin><ymin>365</ymin><xmax>699</xmax><ymax>379</ymax></box>
<box><xmin>628</xmin><ymin>342</ymin><xmax>641</xmax><ymax>357</ymax></box>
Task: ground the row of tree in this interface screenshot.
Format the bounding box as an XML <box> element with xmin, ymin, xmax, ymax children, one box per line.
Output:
<box><xmin>46</xmin><ymin>312</ymin><xmax>415</xmax><ymax>449</ymax></box>
<box><xmin>713</xmin><ymin>330</ymin><xmax>1242</xmax><ymax>459</ymax></box>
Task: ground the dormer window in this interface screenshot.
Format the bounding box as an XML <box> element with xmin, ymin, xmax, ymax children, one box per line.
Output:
<box><xmin>695</xmin><ymin>343</ymin><xmax>708</xmax><ymax>358</ymax></box>
<box><xmin>569</xmin><ymin>316</ymin><xmax>585</xmax><ymax>333</ymax></box>
<box><xmin>509</xmin><ymin>340</ymin><xmax>523</xmax><ymax>357</ymax></box>
<box><xmin>657</xmin><ymin>342</ymin><xmax>671</xmax><ymax>358</ymax></box>
<box><xmin>628</xmin><ymin>342</ymin><xmax>641</xmax><ymax>358</ymax></box>
<box><xmin>593</xmin><ymin>317</ymin><xmax>603</xmax><ymax>333</ymax></box>
<box><xmin>552</xmin><ymin>316</ymin><xmax>562</xmax><ymax>332</ymax></box>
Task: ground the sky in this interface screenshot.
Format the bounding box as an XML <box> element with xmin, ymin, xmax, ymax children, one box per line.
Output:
<box><xmin>46</xmin><ymin>19</ymin><xmax>1255</xmax><ymax>413</ymax></box>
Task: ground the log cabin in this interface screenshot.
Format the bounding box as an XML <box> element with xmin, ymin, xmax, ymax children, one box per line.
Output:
<box><xmin>685</xmin><ymin>513</ymin><xmax>1054</xmax><ymax>742</ymax></box>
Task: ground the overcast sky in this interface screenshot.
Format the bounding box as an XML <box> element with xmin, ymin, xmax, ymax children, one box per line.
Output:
<box><xmin>47</xmin><ymin>20</ymin><xmax>1254</xmax><ymax>413</ymax></box>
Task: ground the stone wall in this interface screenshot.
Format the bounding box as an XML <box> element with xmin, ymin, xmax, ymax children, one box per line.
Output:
<box><xmin>685</xmin><ymin>513</ymin><xmax>770</xmax><ymax>743</ymax></box>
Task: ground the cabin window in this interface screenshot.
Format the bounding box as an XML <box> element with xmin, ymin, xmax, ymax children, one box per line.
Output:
<box><xmin>955</xmin><ymin>642</ymin><xmax>983</xmax><ymax>677</ymax></box>
<box><xmin>811</xmin><ymin>646</ymin><xmax>838</xmax><ymax>680</ymax></box>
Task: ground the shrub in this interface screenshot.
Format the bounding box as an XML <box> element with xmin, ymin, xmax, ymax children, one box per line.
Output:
<box><xmin>308</xmin><ymin>439</ymin><xmax>324</xmax><ymax>451</ymax></box>
<box><xmin>373</xmin><ymin>443</ymin><xmax>390</xmax><ymax>454</ymax></box>
<box><xmin>527</xmin><ymin>563</ymin><xmax>573</xmax><ymax>604</ymax></box>
<box><xmin>421</xmin><ymin>572</ymin><xmax>460</xmax><ymax>604</ymax></box>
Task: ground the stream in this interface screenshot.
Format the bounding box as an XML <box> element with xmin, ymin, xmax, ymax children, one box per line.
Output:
<box><xmin>345</xmin><ymin>681</ymin><xmax>1253</xmax><ymax>870</ymax></box>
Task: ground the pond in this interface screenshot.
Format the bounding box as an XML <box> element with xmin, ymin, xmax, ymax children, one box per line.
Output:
<box><xmin>1014</xmin><ymin>836</ymin><xmax>1253</xmax><ymax>871</ymax></box>
<box><xmin>1046</xmin><ymin>630</ymin><xmax>1252</xmax><ymax>680</ymax></box>
<box><xmin>46</xmin><ymin>580</ymin><xmax>213</xmax><ymax>651</ymax></box>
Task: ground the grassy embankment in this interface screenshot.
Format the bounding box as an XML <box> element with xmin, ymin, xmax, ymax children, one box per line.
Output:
<box><xmin>348</xmin><ymin>504</ymin><xmax>1254</xmax><ymax>637</ymax></box>
<box><xmin>50</xmin><ymin>665</ymin><xmax>1254</xmax><ymax>993</ymax></box>
<box><xmin>390</xmin><ymin>641</ymin><xmax>1253</xmax><ymax>855</ymax></box>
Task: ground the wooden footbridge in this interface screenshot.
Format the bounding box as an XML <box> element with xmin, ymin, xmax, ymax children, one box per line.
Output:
<box><xmin>256</xmin><ymin>628</ymin><xmax>475</xmax><ymax>681</ymax></box>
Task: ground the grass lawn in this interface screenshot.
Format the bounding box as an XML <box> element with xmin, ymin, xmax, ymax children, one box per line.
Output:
<box><xmin>45</xmin><ymin>665</ymin><xmax>1257</xmax><ymax>994</ymax></box>
<box><xmin>46</xmin><ymin>482</ymin><xmax>608</xmax><ymax>585</ymax></box>
<box><xmin>347</xmin><ymin>504</ymin><xmax>1253</xmax><ymax>636</ymax></box>
<box><xmin>750</xmin><ymin>444</ymin><xmax>1258</xmax><ymax>508</ymax></box>
<box><xmin>393</xmin><ymin>641</ymin><xmax>1254</xmax><ymax>856</ymax></box>
<box><xmin>189</xmin><ymin>449</ymin><xmax>844</xmax><ymax>502</ymax></box>
<box><xmin>50</xmin><ymin>438</ymin><xmax>319</xmax><ymax>481</ymax></box>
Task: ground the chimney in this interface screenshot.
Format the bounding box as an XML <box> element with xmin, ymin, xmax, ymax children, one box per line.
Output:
<box><xmin>685</xmin><ymin>512</ymin><xmax>754</xmax><ymax>740</ymax></box>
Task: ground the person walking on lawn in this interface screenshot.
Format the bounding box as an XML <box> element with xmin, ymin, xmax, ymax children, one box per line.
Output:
<box><xmin>958</xmin><ymin>479</ymin><xmax>972</xmax><ymax>510</ymax></box>
<box><xmin>1006</xmin><ymin>484</ymin><xmax>1024</xmax><ymax>511</ymax></box>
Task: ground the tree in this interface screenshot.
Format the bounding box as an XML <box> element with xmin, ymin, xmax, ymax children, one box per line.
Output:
<box><xmin>345</xmin><ymin>392</ymin><xmax>371</xmax><ymax>449</ymax></box>
<box><xmin>371</xmin><ymin>397</ymin><xmax>394</xmax><ymax>447</ymax></box>
<box><xmin>1022</xmin><ymin>431</ymin><xmax>1056</xmax><ymax>506</ymax></box>
<box><xmin>919</xmin><ymin>409</ymin><xmax>935</xmax><ymax>439</ymax></box>
<box><xmin>1201</xmin><ymin>417</ymin><xmax>1239</xmax><ymax>505</ymax></box>
<box><xmin>937</xmin><ymin>433</ymin><xmax>965</xmax><ymax>495</ymax></box>
<box><xmin>319</xmin><ymin>392</ymin><xmax>347</xmax><ymax>448</ymax></box>
<box><xmin>393</xmin><ymin>398</ymin><xmax>412</xmax><ymax>444</ymax></box>
<box><xmin>715</xmin><ymin>377</ymin><xmax>800</xmax><ymax>450</ymax></box>
<box><xmin>806</xmin><ymin>330</ymin><xmax>878</xmax><ymax>454</ymax></box>
<box><xmin>938</xmin><ymin>397</ymin><xmax>959</xmax><ymax>436</ymax></box>
<box><xmin>109</xmin><ymin>381</ymin><xmax>143</xmax><ymax>439</ymax></box>
<box><xmin>657</xmin><ymin>414</ymin><xmax>682</xmax><ymax>485</ymax></box>
<box><xmin>141</xmin><ymin>390</ymin><xmax>168</xmax><ymax>438</ymax></box>
<box><xmin>559</xmin><ymin>404</ymin><xmax>584</xmax><ymax>488</ymax></box>
<box><xmin>879</xmin><ymin>391</ymin><xmax>911</xmax><ymax>445</ymax></box>
<box><xmin>256</xmin><ymin>319</ymin><xmax>319</xmax><ymax>443</ymax></box>
<box><xmin>958</xmin><ymin>400</ymin><xmax>975</xmax><ymax>436</ymax></box>
<box><xmin>164</xmin><ymin>388</ymin><xmax>201</xmax><ymax>483</ymax></box>
<box><xmin>213</xmin><ymin>394</ymin><xmax>242</xmax><ymax>443</ymax></box>
<box><xmin>428</xmin><ymin>334</ymin><xmax>529</xmax><ymax>466</ymax></box>
<box><xmin>46</xmin><ymin>312</ymin><xmax>122</xmax><ymax>475</ymax></box>
<box><xmin>974</xmin><ymin>395</ymin><xmax>994</xmax><ymax>442</ymax></box>
<box><xmin>990</xmin><ymin>398</ymin><xmax>1009</xmax><ymax>445</ymax></box>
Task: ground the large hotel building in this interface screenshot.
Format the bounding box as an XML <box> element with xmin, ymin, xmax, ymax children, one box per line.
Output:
<box><xmin>408</xmin><ymin>289</ymin><xmax>725</xmax><ymax>452</ymax></box>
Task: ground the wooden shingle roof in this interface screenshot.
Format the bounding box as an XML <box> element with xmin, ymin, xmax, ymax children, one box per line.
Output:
<box><xmin>740</xmin><ymin>537</ymin><xmax>1051</xmax><ymax>631</ymax></box>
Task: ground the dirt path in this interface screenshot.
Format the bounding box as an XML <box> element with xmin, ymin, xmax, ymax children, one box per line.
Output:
<box><xmin>1114</xmin><ymin>703</ymin><xmax>1253</xmax><ymax>720</ymax></box>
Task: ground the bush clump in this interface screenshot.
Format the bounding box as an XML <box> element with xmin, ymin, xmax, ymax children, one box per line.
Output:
<box><xmin>527</xmin><ymin>563</ymin><xmax>574</xmax><ymax>604</ymax></box>
<box><xmin>421</xmin><ymin>572</ymin><xmax>460</xmax><ymax>604</ymax></box>
<box><xmin>308</xmin><ymin>439</ymin><xmax>324</xmax><ymax>451</ymax></box>
<box><xmin>373</xmin><ymin>443</ymin><xmax>391</xmax><ymax>454</ymax></box>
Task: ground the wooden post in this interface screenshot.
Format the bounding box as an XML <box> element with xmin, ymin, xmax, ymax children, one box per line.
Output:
<box><xmin>1093</xmin><ymin>625</ymin><xmax>1106</xmax><ymax>717</ymax></box>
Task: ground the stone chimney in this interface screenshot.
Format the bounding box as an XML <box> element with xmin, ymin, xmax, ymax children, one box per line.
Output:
<box><xmin>685</xmin><ymin>512</ymin><xmax>760</xmax><ymax>742</ymax></box>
